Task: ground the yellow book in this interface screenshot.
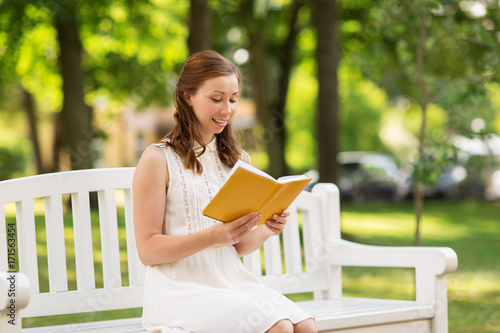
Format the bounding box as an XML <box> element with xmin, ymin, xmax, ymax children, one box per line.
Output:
<box><xmin>203</xmin><ymin>160</ymin><xmax>312</xmax><ymax>225</ymax></box>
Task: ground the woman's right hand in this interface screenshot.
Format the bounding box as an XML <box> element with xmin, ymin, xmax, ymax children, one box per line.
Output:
<box><xmin>209</xmin><ymin>212</ymin><xmax>261</xmax><ymax>244</ymax></box>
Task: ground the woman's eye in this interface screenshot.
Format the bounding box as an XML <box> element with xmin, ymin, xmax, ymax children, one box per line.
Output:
<box><xmin>230</xmin><ymin>99</ymin><xmax>238</xmax><ymax>103</ymax></box>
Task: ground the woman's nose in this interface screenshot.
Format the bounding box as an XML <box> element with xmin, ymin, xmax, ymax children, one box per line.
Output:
<box><xmin>221</xmin><ymin>101</ymin><xmax>232</xmax><ymax>114</ymax></box>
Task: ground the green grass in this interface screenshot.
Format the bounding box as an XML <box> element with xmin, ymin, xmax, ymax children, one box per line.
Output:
<box><xmin>339</xmin><ymin>199</ymin><xmax>500</xmax><ymax>333</ymax></box>
<box><xmin>9</xmin><ymin>199</ymin><xmax>500</xmax><ymax>331</ymax></box>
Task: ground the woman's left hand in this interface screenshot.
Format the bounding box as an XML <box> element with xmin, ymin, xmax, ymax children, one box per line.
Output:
<box><xmin>263</xmin><ymin>210</ymin><xmax>290</xmax><ymax>236</ymax></box>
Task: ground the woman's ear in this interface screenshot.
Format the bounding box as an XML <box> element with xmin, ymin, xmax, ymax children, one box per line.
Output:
<box><xmin>183</xmin><ymin>92</ymin><xmax>192</xmax><ymax>106</ymax></box>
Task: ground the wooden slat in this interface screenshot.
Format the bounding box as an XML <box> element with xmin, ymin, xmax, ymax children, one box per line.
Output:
<box><xmin>263</xmin><ymin>233</ymin><xmax>282</xmax><ymax>275</ymax></box>
<box><xmin>259</xmin><ymin>272</ymin><xmax>328</xmax><ymax>294</ymax></box>
<box><xmin>23</xmin><ymin>286</ymin><xmax>144</xmax><ymax>317</ymax></box>
<box><xmin>16</xmin><ymin>200</ymin><xmax>39</xmax><ymax>293</ymax></box>
<box><xmin>71</xmin><ymin>192</ymin><xmax>95</xmax><ymax>290</ymax></box>
<box><xmin>98</xmin><ymin>189</ymin><xmax>122</xmax><ymax>289</ymax></box>
<box><xmin>0</xmin><ymin>205</ymin><xmax>7</xmax><ymax>272</ymax></box>
<box><xmin>44</xmin><ymin>195</ymin><xmax>68</xmax><ymax>292</ymax></box>
<box><xmin>301</xmin><ymin>209</ymin><xmax>314</xmax><ymax>273</ymax></box>
<box><xmin>243</xmin><ymin>248</ymin><xmax>262</xmax><ymax>276</ymax></box>
<box><xmin>0</xmin><ymin>168</ymin><xmax>136</xmax><ymax>205</ymax></box>
<box><xmin>307</xmin><ymin>205</ymin><xmax>324</xmax><ymax>273</ymax></box>
<box><xmin>282</xmin><ymin>205</ymin><xmax>302</xmax><ymax>274</ymax></box>
<box><xmin>303</xmin><ymin>204</ymin><xmax>329</xmax><ymax>298</ymax></box>
<box><xmin>123</xmin><ymin>189</ymin><xmax>144</xmax><ymax>286</ymax></box>
<box><xmin>22</xmin><ymin>317</ymin><xmax>145</xmax><ymax>333</ymax></box>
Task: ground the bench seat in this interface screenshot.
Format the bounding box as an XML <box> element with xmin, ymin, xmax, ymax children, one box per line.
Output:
<box><xmin>298</xmin><ymin>298</ymin><xmax>434</xmax><ymax>332</ymax></box>
<box><xmin>22</xmin><ymin>297</ymin><xmax>433</xmax><ymax>333</ymax></box>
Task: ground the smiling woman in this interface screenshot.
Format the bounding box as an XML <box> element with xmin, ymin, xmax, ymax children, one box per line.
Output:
<box><xmin>132</xmin><ymin>51</ymin><xmax>317</xmax><ymax>333</ymax></box>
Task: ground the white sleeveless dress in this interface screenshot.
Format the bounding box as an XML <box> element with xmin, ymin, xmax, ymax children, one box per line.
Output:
<box><xmin>141</xmin><ymin>138</ymin><xmax>312</xmax><ymax>333</ymax></box>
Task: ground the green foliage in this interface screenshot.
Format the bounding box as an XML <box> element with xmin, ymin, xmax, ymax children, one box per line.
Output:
<box><xmin>80</xmin><ymin>0</ymin><xmax>189</xmax><ymax>108</ymax></box>
<box><xmin>0</xmin><ymin>145</ymin><xmax>27</xmax><ymax>181</ymax></box>
<box><xmin>341</xmin><ymin>0</ymin><xmax>499</xmax><ymax>129</ymax></box>
<box><xmin>0</xmin><ymin>2</ymin><xmax>61</xmax><ymax>113</ymax></box>
<box><xmin>0</xmin><ymin>0</ymin><xmax>190</xmax><ymax>113</ymax></box>
<box><xmin>0</xmin><ymin>107</ymin><xmax>30</xmax><ymax>179</ymax></box>
<box><xmin>1</xmin><ymin>0</ymin><xmax>499</xmax><ymax>179</ymax></box>
<box><xmin>338</xmin><ymin>65</ymin><xmax>388</xmax><ymax>152</ymax></box>
<box><xmin>487</xmin><ymin>83</ymin><xmax>500</xmax><ymax>134</ymax></box>
<box><xmin>285</xmin><ymin>58</ymin><xmax>395</xmax><ymax>173</ymax></box>
<box><xmin>412</xmin><ymin>145</ymin><xmax>456</xmax><ymax>185</ymax></box>
<box><xmin>285</xmin><ymin>58</ymin><xmax>317</xmax><ymax>172</ymax></box>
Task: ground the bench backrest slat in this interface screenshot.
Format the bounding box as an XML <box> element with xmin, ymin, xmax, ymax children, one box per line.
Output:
<box><xmin>300</xmin><ymin>198</ymin><xmax>324</xmax><ymax>274</ymax></box>
<box><xmin>282</xmin><ymin>206</ymin><xmax>302</xmax><ymax>274</ymax></box>
<box><xmin>98</xmin><ymin>189</ymin><xmax>122</xmax><ymax>289</ymax></box>
<box><xmin>16</xmin><ymin>200</ymin><xmax>40</xmax><ymax>294</ymax></box>
<box><xmin>123</xmin><ymin>188</ymin><xmax>144</xmax><ymax>286</ymax></box>
<box><xmin>257</xmin><ymin>191</ymin><xmax>329</xmax><ymax>296</ymax></box>
<box><xmin>44</xmin><ymin>195</ymin><xmax>69</xmax><ymax>292</ymax></box>
<box><xmin>263</xmin><ymin>234</ymin><xmax>283</xmax><ymax>275</ymax></box>
<box><xmin>243</xmin><ymin>247</ymin><xmax>262</xmax><ymax>276</ymax></box>
<box><xmin>71</xmin><ymin>191</ymin><xmax>96</xmax><ymax>290</ymax></box>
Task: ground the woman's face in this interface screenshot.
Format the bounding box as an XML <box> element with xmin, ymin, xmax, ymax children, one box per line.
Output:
<box><xmin>186</xmin><ymin>75</ymin><xmax>239</xmax><ymax>145</ymax></box>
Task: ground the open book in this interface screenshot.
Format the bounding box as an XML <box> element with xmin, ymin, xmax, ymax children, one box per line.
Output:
<box><xmin>202</xmin><ymin>160</ymin><xmax>312</xmax><ymax>225</ymax></box>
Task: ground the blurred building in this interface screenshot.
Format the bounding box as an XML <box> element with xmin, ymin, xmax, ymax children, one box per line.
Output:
<box><xmin>92</xmin><ymin>99</ymin><xmax>257</xmax><ymax>168</ymax></box>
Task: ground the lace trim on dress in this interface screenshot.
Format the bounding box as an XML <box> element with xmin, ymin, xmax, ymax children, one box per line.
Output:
<box><xmin>201</xmin><ymin>171</ymin><xmax>217</xmax><ymax>225</ymax></box>
<box><xmin>212</xmin><ymin>152</ymin><xmax>227</xmax><ymax>184</ymax></box>
<box><xmin>171</xmin><ymin>149</ymin><xmax>193</xmax><ymax>234</ymax></box>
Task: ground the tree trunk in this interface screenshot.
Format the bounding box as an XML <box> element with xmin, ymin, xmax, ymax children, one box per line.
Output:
<box><xmin>312</xmin><ymin>0</ymin><xmax>340</xmax><ymax>184</ymax></box>
<box><xmin>414</xmin><ymin>11</ymin><xmax>430</xmax><ymax>246</ymax></box>
<box><xmin>413</xmin><ymin>182</ymin><xmax>424</xmax><ymax>246</ymax></box>
<box><xmin>51</xmin><ymin>111</ymin><xmax>66</xmax><ymax>172</ymax></box>
<box><xmin>188</xmin><ymin>0</ymin><xmax>212</xmax><ymax>54</ymax></box>
<box><xmin>54</xmin><ymin>4</ymin><xmax>93</xmax><ymax>171</ymax></box>
<box><xmin>21</xmin><ymin>86</ymin><xmax>43</xmax><ymax>174</ymax></box>
<box><xmin>247</xmin><ymin>31</ymin><xmax>276</xmax><ymax>174</ymax></box>
<box><xmin>268</xmin><ymin>0</ymin><xmax>304</xmax><ymax>177</ymax></box>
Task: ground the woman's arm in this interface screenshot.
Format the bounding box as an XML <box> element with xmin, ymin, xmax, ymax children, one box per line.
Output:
<box><xmin>233</xmin><ymin>211</ymin><xmax>290</xmax><ymax>257</ymax></box>
<box><xmin>133</xmin><ymin>146</ymin><xmax>260</xmax><ymax>266</ymax></box>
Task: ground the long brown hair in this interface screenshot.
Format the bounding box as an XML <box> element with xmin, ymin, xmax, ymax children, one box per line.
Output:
<box><xmin>161</xmin><ymin>50</ymin><xmax>242</xmax><ymax>174</ymax></box>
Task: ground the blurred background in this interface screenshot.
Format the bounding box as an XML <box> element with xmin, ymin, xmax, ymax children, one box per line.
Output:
<box><xmin>1</xmin><ymin>1</ymin><xmax>500</xmax><ymax>331</ymax></box>
<box><xmin>0</xmin><ymin>0</ymin><xmax>499</xmax><ymax>192</ymax></box>
<box><xmin>1</xmin><ymin>0</ymin><xmax>498</xmax><ymax>194</ymax></box>
<box><xmin>1</xmin><ymin>0</ymin><xmax>500</xmax><ymax>242</ymax></box>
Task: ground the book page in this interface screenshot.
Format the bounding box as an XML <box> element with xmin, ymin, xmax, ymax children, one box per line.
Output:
<box><xmin>277</xmin><ymin>175</ymin><xmax>308</xmax><ymax>183</ymax></box>
<box><xmin>258</xmin><ymin>177</ymin><xmax>312</xmax><ymax>224</ymax></box>
<box><xmin>227</xmin><ymin>160</ymin><xmax>276</xmax><ymax>181</ymax></box>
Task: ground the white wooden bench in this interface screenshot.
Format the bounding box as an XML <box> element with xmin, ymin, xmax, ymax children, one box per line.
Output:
<box><xmin>0</xmin><ymin>168</ymin><xmax>458</xmax><ymax>332</ymax></box>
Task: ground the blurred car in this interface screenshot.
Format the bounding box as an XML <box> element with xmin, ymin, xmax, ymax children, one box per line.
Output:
<box><xmin>304</xmin><ymin>152</ymin><xmax>410</xmax><ymax>202</ymax></box>
<box><xmin>337</xmin><ymin>152</ymin><xmax>410</xmax><ymax>202</ymax></box>
<box><xmin>406</xmin><ymin>154</ymin><xmax>499</xmax><ymax>200</ymax></box>
<box><xmin>420</xmin><ymin>164</ymin><xmax>469</xmax><ymax>199</ymax></box>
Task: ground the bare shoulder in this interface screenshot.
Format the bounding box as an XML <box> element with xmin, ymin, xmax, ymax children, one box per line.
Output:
<box><xmin>239</xmin><ymin>149</ymin><xmax>252</xmax><ymax>165</ymax></box>
<box><xmin>133</xmin><ymin>145</ymin><xmax>169</xmax><ymax>187</ymax></box>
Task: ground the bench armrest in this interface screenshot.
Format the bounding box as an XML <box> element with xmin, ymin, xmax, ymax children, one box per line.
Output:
<box><xmin>329</xmin><ymin>239</ymin><xmax>458</xmax><ymax>275</ymax></box>
<box><xmin>0</xmin><ymin>272</ymin><xmax>31</xmax><ymax>333</ymax></box>
<box><xmin>328</xmin><ymin>239</ymin><xmax>457</xmax><ymax>306</ymax></box>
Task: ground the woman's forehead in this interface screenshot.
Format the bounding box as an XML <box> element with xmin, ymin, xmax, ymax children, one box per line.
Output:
<box><xmin>196</xmin><ymin>75</ymin><xmax>239</xmax><ymax>95</ymax></box>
